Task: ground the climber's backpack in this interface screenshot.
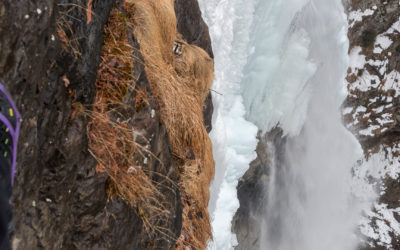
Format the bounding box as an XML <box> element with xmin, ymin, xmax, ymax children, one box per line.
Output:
<box><xmin>0</xmin><ymin>81</ymin><xmax>21</xmax><ymax>186</ymax></box>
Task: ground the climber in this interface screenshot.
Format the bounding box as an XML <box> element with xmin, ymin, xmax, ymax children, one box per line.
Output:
<box><xmin>0</xmin><ymin>81</ymin><xmax>21</xmax><ymax>250</ymax></box>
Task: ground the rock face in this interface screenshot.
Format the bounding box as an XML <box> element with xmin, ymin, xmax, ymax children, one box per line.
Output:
<box><xmin>343</xmin><ymin>1</ymin><xmax>400</xmax><ymax>249</ymax></box>
<box><xmin>0</xmin><ymin>0</ymin><xmax>213</xmax><ymax>249</ymax></box>
<box><xmin>232</xmin><ymin>128</ymin><xmax>286</xmax><ymax>250</ymax></box>
<box><xmin>175</xmin><ymin>0</ymin><xmax>214</xmax><ymax>132</ymax></box>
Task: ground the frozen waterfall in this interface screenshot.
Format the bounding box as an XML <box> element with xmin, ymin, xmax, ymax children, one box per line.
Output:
<box><xmin>199</xmin><ymin>0</ymin><xmax>365</xmax><ymax>249</ymax></box>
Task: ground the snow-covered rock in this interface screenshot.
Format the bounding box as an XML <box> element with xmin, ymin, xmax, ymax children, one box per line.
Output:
<box><xmin>344</xmin><ymin>1</ymin><xmax>400</xmax><ymax>248</ymax></box>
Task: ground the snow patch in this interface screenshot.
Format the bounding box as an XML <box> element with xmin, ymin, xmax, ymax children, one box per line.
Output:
<box><xmin>353</xmin><ymin>144</ymin><xmax>400</xmax><ymax>249</ymax></box>
<box><xmin>374</xmin><ymin>35</ymin><xmax>393</xmax><ymax>51</ymax></box>
<box><xmin>372</xmin><ymin>106</ymin><xmax>384</xmax><ymax>114</ymax></box>
<box><xmin>355</xmin><ymin>144</ymin><xmax>400</xmax><ymax>189</ymax></box>
<box><xmin>368</xmin><ymin>58</ymin><xmax>388</xmax><ymax>76</ymax></box>
<box><xmin>361</xmin><ymin>204</ymin><xmax>400</xmax><ymax>248</ymax></box>
<box><xmin>349</xmin><ymin>46</ymin><xmax>366</xmax><ymax>72</ymax></box>
<box><xmin>387</xmin><ymin>17</ymin><xmax>400</xmax><ymax>34</ymax></box>
<box><xmin>349</xmin><ymin>69</ymin><xmax>380</xmax><ymax>92</ymax></box>
<box><xmin>348</xmin><ymin>8</ymin><xmax>375</xmax><ymax>28</ymax></box>
<box><xmin>359</xmin><ymin>125</ymin><xmax>380</xmax><ymax>136</ymax></box>
<box><xmin>343</xmin><ymin>107</ymin><xmax>353</xmax><ymax>115</ymax></box>
<box><xmin>381</xmin><ymin>71</ymin><xmax>400</xmax><ymax>97</ymax></box>
<box><xmin>376</xmin><ymin>113</ymin><xmax>394</xmax><ymax>126</ymax></box>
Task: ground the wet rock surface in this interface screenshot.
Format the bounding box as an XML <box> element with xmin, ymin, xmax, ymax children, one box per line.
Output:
<box><xmin>0</xmin><ymin>0</ymin><xmax>212</xmax><ymax>249</ymax></box>
<box><xmin>175</xmin><ymin>0</ymin><xmax>214</xmax><ymax>133</ymax></box>
<box><xmin>232</xmin><ymin>128</ymin><xmax>286</xmax><ymax>250</ymax></box>
<box><xmin>175</xmin><ymin>0</ymin><xmax>213</xmax><ymax>59</ymax></box>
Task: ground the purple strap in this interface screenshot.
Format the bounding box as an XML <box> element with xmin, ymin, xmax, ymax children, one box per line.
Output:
<box><xmin>0</xmin><ymin>82</ymin><xmax>21</xmax><ymax>186</ymax></box>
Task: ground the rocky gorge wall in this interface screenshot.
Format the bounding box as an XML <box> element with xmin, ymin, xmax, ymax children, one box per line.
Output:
<box><xmin>232</xmin><ymin>128</ymin><xmax>286</xmax><ymax>250</ymax></box>
<box><xmin>343</xmin><ymin>0</ymin><xmax>400</xmax><ymax>249</ymax></box>
<box><xmin>0</xmin><ymin>0</ymin><xmax>214</xmax><ymax>249</ymax></box>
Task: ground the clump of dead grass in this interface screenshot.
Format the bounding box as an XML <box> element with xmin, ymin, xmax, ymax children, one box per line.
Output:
<box><xmin>125</xmin><ymin>0</ymin><xmax>215</xmax><ymax>248</ymax></box>
<box><xmin>87</xmin><ymin>6</ymin><xmax>174</xmax><ymax>240</ymax></box>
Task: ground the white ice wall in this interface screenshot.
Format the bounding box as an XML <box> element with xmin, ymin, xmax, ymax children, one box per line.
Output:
<box><xmin>199</xmin><ymin>0</ymin><xmax>366</xmax><ymax>249</ymax></box>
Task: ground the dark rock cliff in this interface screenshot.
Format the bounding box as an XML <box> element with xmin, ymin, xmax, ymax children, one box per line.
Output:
<box><xmin>175</xmin><ymin>0</ymin><xmax>214</xmax><ymax>133</ymax></box>
<box><xmin>232</xmin><ymin>128</ymin><xmax>286</xmax><ymax>250</ymax></box>
<box><xmin>0</xmin><ymin>0</ymin><xmax>213</xmax><ymax>249</ymax></box>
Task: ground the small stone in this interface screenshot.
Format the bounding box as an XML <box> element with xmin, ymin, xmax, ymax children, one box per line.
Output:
<box><xmin>143</xmin><ymin>158</ymin><xmax>148</xmax><ymax>164</ymax></box>
<box><xmin>32</xmin><ymin>201</ymin><xmax>36</xmax><ymax>207</ymax></box>
<box><xmin>51</xmin><ymin>35</ymin><xmax>55</xmax><ymax>41</ymax></box>
<box><xmin>36</xmin><ymin>8</ymin><xmax>42</xmax><ymax>15</ymax></box>
<box><xmin>151</xmin><ymin>109</ymin><xmax>156</xmax><ymax>118</ymax></box>
<box><xmin>45</xmin><ymin>198</ymin><xmax>52</xmax><ymax>203</ymax></box>
<box><xmin>61</xmin><ymin>75</ymin><xmax>70</xmax><ymax>87</ymax></box>
<box><xmin>0</xmin><ymin>4</ymin><xmax>5</xmax><ymax>18</ymax></box>
<box><xmin>127</xmin><ymin>166</ymin><xmax>136</xmax><ymax>174</ymax></box>
<box><xmin>24</xmin><ymin>14</ymin><xmax>30</xmax><ymax>19</ymax></box>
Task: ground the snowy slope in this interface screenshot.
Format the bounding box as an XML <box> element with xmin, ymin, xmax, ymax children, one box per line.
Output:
<box><xmin>343</xmin><ymin>1</ymin><xmax>400</xmax><ymax>248</ymax></box>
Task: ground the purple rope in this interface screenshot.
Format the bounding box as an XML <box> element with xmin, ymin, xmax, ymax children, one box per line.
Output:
<box><xmin>0</xmin><ymin>82</ymin><xmax>21</xmax><ymax>186</ymax></box>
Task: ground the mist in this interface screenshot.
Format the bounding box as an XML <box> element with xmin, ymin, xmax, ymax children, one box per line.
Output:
<box><xmin>254</xmin><ymin>1</ymin><xmax>365</xmax><ymax>249</ymax></box>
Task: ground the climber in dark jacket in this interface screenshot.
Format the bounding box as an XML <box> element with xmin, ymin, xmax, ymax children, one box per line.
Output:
<box><xmin>0</xmin><ymin>81</ymin><xmax>21</xmax><ymax>250</ymax></box>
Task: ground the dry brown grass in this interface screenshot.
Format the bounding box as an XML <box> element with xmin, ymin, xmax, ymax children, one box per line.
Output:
<box><xmin>87</xmin><ymin>0</ymin><xmax>215</xmax><ymax>248</ymax></box>
<box><xmin>86</xmin><ymin>0</ymin><xmax>93</xmax><ymax>24</ymax></box>
<box><xmin>87</xmin><ymin>6</ymin><xmax>176</xmax><ymax>241</ymax></box>
<box><xmin>56</xmin><ymin>2</ymin><xmax>86</xmax><ymax>58</ymax></box>
<box><xmin>125</xmin><ymin>0</ymin><xmax>215</xmax><ymax>248</ymax></box>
